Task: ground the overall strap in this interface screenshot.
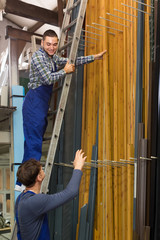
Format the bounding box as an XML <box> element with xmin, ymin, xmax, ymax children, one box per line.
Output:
<box><xmin>16</xmin><ymin>194</ymin><xmax>22</xmax><ymax>240</ymax></box>
<box><xmin>53</xmin><ymin>61</ymin><xmax>57</xmax><ymax>72</ymax></box>
<box><xmin>16</xmin><ymin>191</ymin><xmax>35</xmax><ymax>240</ymax></box>
<box><xmin>51</xmin><ymin>61</ymin><xmax>57</xmax><ymax>73</ymax></box>
<box><xmin>37</xmin><ymin>214</ymin><xmax>50</xmax><ymax>240</ymax></box>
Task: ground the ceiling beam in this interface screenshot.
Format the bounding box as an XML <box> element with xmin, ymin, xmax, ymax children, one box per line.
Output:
<box><xmin>6</xmin><ymin>26</ymin><xmax>42</xmax><ymax>43</ymax></box>
<box><xmin>28</xmin><ymin>22</ymin><xmax>45</xmax><ymax>33</ymax></box>
<box><xmin>28</xmin><ymin>5</ymin><xmax>61</xmax><ymax>33</ymax></box>
<box><xmin>57</xmin><ymin>0</ymin><xmax>64</xmax><ymax>27</ymax></box>
<box><xmin>5</xmin><ymin>0</ymin><xmax>58</xmax><ymax>26</ymax></box>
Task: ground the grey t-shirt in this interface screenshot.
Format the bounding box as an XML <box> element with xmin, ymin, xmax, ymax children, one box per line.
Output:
<box><xmin>15</xmin><ymin>169</ymin><xmax>82</xmax><ymax>240</ymax></box>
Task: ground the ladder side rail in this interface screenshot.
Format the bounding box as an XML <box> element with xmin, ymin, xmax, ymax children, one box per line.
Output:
<box><xmin>68</xmin><ymin>0</ymin><xmax>88</xmax><ymax>63</ymax></box>
<box><xmin>41</xmin><ymin>74</ymin><xmax>72</xmax><ymax>193</ymax></box>
<box><xmin>10</xmin><ymin>222</ymin><xmax>17</xmax><ymax>240</ymax></box>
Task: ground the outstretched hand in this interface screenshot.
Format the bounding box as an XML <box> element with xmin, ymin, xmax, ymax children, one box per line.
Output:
<box><xmin>73</xmin><ymin>149</ymin><xmax>87</xmax><ymax>171</ymax></box>
<box><xmin>93</xmin><ymin>50</ymin><xmax>107</xmax><ymax>60</ymax></box>
<box><xmin>64</xmin><ymin>60</ymin><xmax>75</xmax><ymax>74</ymax></box>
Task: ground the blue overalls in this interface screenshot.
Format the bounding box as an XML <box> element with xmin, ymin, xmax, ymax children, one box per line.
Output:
<box><xmin>16</xmin><ymin>191</ymin><xmax>50</xmax><ymax>240</ymax></box>
<box><xmin>22</xmin><ymin>63</ymin><xmax>57</xmax><ymax>163</ymax></box>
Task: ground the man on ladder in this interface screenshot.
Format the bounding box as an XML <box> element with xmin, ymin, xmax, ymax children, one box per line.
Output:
<box><xmin>15</xmin><ymin>29</ymin><xmax>106</xmax><ymax>191</ymax></box>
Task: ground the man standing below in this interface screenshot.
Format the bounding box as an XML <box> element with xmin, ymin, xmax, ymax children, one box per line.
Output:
<box><xmin>15</xmin><ymin>149</ymin><xmax>86</xmax><ymax>240</ymax></box>
<box><xmin>15</xmin><ymin>29</ymin><xmax>106</xmax><ymax>189</ymax></box>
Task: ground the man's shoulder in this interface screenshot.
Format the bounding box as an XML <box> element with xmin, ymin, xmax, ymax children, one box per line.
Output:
<box><xmin>32</xmin><ymin>47</ymin><xmax>45</xmax><ymax>59</ymax></box>
<box><xmin>18</xmin><ymin>192</ymin><xmax>38</xmax><ymax>207</ymax></box>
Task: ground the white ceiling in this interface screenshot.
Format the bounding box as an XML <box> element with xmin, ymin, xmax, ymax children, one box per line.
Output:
<box><xmin>5</xmin><ymin>0</ymin><xmax>60</xmax><ymax>36</ymax></box>
<box><xmin>21</xmin><ymin>0</ymin><xmax>57</xmax><ymax>9</ymax></box>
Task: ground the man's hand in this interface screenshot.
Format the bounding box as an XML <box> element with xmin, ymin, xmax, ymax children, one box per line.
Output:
<box><xmin>93</xmin><ymin>50</ymin><xmax>107</xmax><ymax>60</ymax></box>
<box><xmin>73</xmin><ymin>149</ymin><xmax>87</xmax><ymax>171</ymax></box>
<box><xmin>64</xmin><ymin>60</ymin><xmax>75</xmax><ymax>73</ymax></box>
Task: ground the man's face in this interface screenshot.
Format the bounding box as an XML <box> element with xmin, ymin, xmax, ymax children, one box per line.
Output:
<box><xmin>41</xmin><ymin>36</ymin><xmax>58</xmax><ymax>57</ymax></box>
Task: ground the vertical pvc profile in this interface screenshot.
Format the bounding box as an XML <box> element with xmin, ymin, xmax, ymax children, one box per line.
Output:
<box><xmin>12</xmin><ymin>85</ymin><xmax>25</xmax><ymax>200</ymax></box>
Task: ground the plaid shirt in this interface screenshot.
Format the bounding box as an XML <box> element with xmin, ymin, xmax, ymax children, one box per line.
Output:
<box><xmin>28</xmin><ymin>47</ymin><xmax>94</xmax><ymax>89</ymax></box>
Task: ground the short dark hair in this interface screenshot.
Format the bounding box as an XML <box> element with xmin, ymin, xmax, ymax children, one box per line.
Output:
<box><xmin>17</xmin><ymin>159</ymin><xmax>42</xmax><ymax>187</ymax></box>
<box><xmin>43</xmin><ymin>29</ymin><xmax>58</xmax><ymax>40</ymax></box>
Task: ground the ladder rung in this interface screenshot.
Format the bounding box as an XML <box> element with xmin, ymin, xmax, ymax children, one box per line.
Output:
<box><xmin>52</xmin><ymin>85</ymin><xmax>63</xmax><ymax>93</ymax></box>
<box><xmin>48</xmin><ymin>109</ymin><xmax>58</xmax><ymax>116</ymax></box>
<box><xmin>67</xmin><ymin>0</ymin><xmax>81</xmax><ymax>12</ymax></box>
<box><xmin>62</xmin><ymin>18</ymin><xmax>77</xmax><ymax>32</ymax></box>
<box><xmin>43</xmin><ymin>137</ymin><xmax>51</xmax><ymax>141</ymax></box>
<box><xmin>58</xmin><ymin>40</ymin><xmax>72</xmax><ymax>52</ymax></box>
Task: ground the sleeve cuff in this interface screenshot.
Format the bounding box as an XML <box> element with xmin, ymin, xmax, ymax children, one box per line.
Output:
<box><xmin>91</xmin><ymin>55</ymin><xmax>95</xmax><ymax>61</ymax></box>
<box><xmin>73</xmin><ymin>169</ymin><xmax>83</xmax><ymax>176</ymax></box>
<box><xmin>59</xmin><ymin>69</ymin><xmax>66</xmax><ymax>77</ymax></box>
